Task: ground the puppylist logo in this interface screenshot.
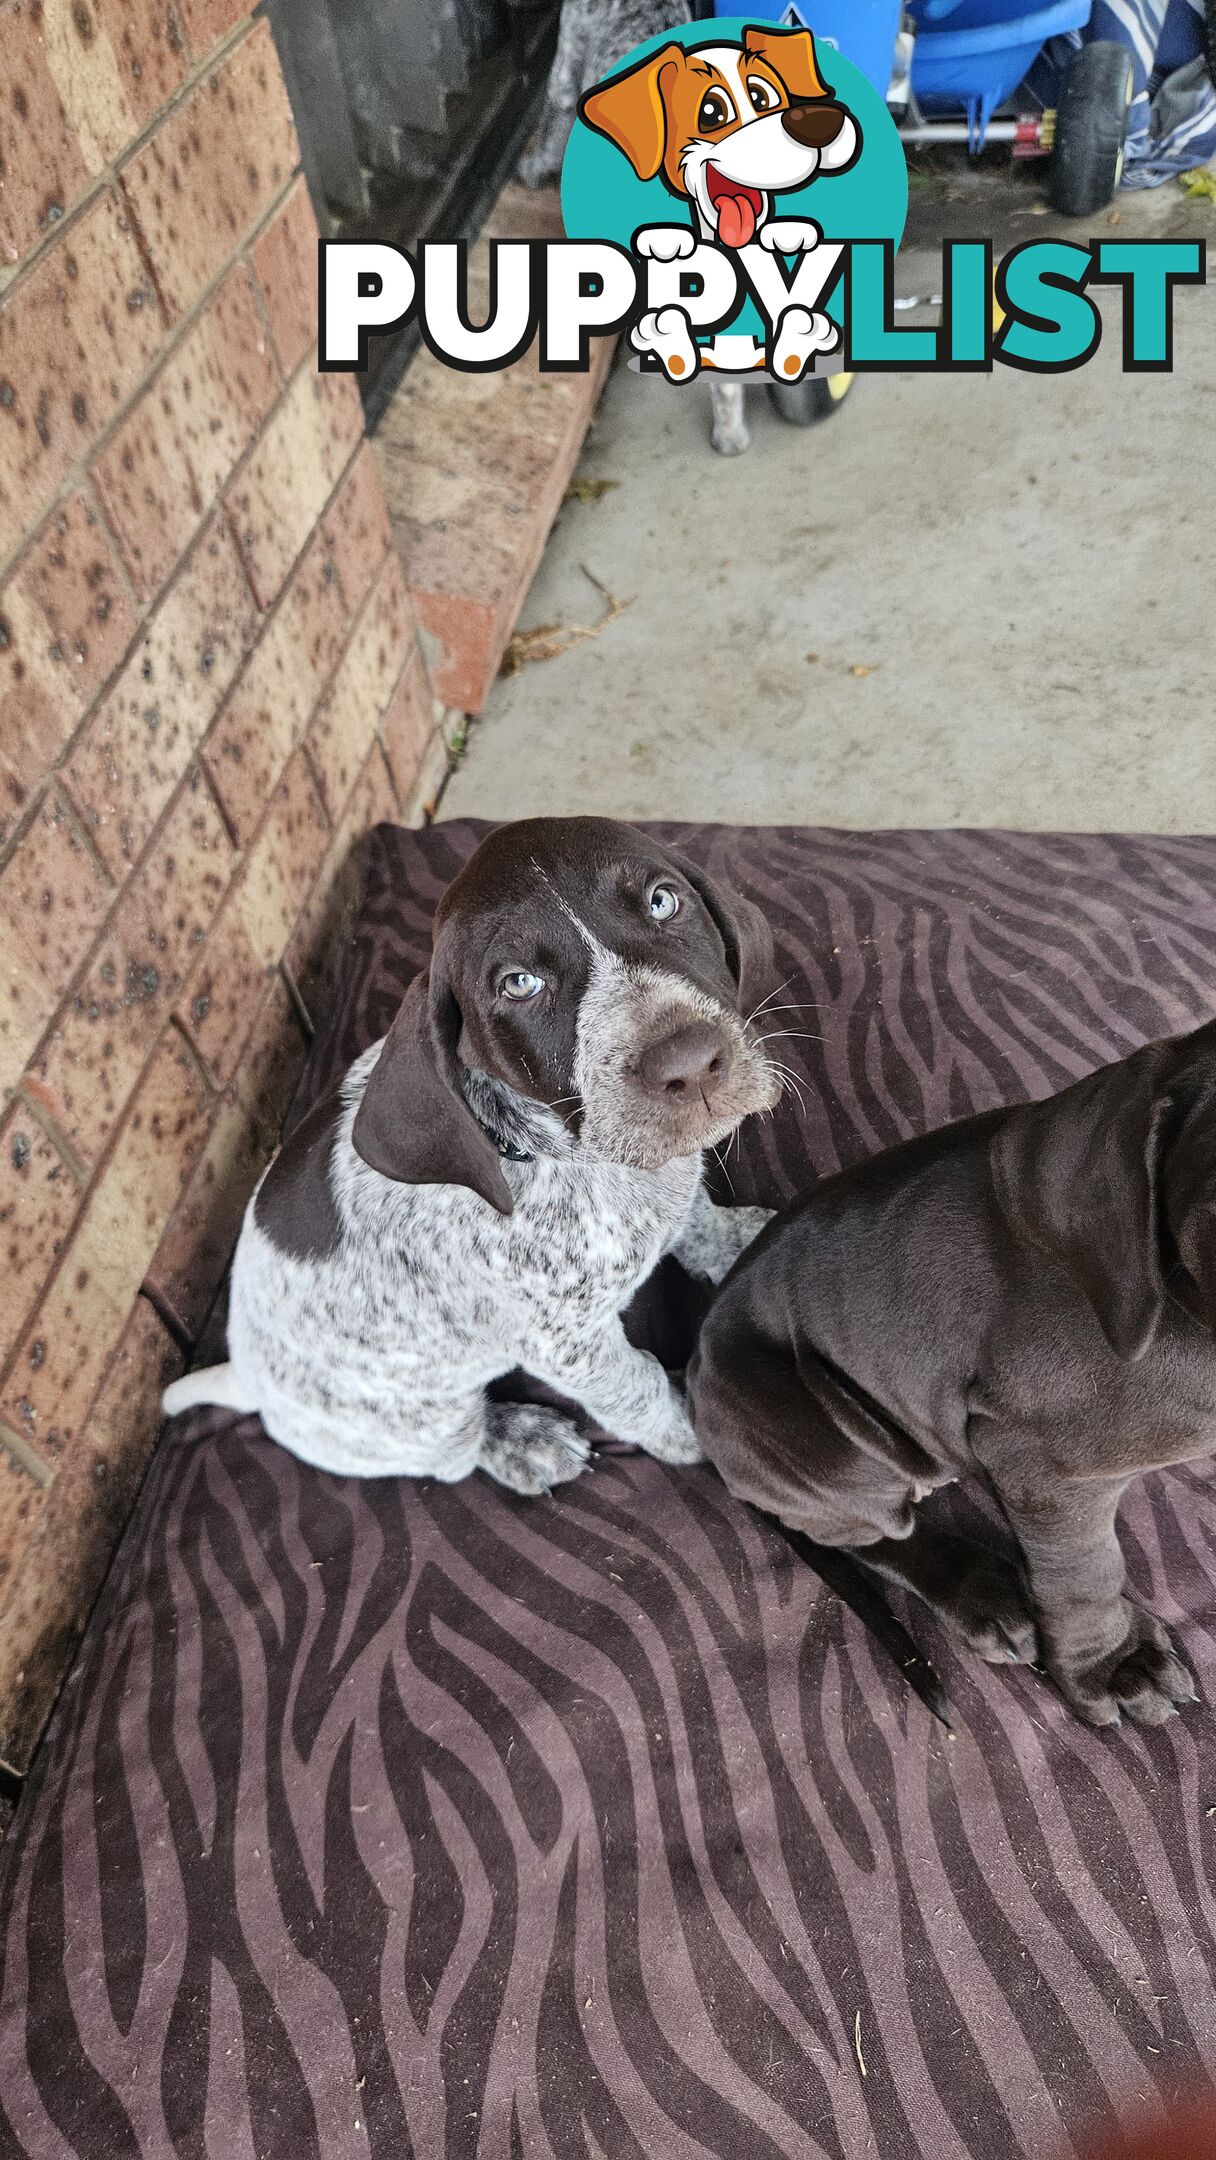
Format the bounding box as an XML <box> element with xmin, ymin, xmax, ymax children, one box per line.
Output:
<box><xmin>319</xmin><ymin>16</ymin><xmax>1205</xmax><ymax>382</ymax></box>
<box><xmin>566</xmin><ymin>19</ymin><xmax>875</xmax><ymax>384</ymax></box>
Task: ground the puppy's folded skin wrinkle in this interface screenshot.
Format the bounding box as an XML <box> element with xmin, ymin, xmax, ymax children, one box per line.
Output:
<box><xmin>691</xmin><ymin>1017</ymin><xmax>1216</xmax><ymax>1727</ymax></box>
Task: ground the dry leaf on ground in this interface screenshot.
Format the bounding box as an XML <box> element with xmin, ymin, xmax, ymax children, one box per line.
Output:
<box><xmin>500</xmin><ymin>566</ymin><xmax>633</xmax><ymax>677</ymax></box>
<box><xmin>564</xmin><ymin>477</ymin><xmax>619</xmax><ymax>504</ymax></box>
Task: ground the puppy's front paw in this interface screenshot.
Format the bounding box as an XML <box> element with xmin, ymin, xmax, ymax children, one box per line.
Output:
<box><xmin>771</xmin><ymin>304</ymin><xmax>839</xmax><ymax>384</ymax></box>
<box><xmin>480</xmin><ymin>1404</ymin><xmax>590</xmax><ymax>1496</ymax></box>
<box><xmin>943</xmin><ymin>1552</ymin><xmax>1039</xmax><ymax>1666</ymax></box>
<box><xmin>635</xmin><ymin>225</ymin><xmax>697</xmax><ymax>262</ymax></box>
<box><xmin>1055</xmin><ymin>1605</ymin><xmax>1197</xmax><ymax>1727</ymax></box>
<box><xmin>631</xmin><ymin>306</ymin><xmax>700</xmax><ymax>383</ymax></box>
<box><xmin>758</xmin><ymin>218</ymin><xmax>822</xmax><ymax>256</ymax></box>
<box><xmin>643</xmin><ymin>1395</ymin><xmax>704</xmax><ymax>1466</ymax></box>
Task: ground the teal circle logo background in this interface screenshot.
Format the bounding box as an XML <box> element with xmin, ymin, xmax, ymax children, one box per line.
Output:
<box><xmin>560</xmin><ymin>16</ymin><xmax>907</xmax><ymax>341</ymax></box>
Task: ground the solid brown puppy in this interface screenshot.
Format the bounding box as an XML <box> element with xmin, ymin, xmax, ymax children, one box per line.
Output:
<box><xmin>688</xmin><ymin>1020</ymin><xmax>1216</xmax><ymax>1726</ymax></box>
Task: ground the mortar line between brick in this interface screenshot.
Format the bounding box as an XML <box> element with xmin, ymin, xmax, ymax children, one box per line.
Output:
<box><xmin>44</xmin><ymin>774</ymin><xmax>119</xmax><ymax>895</ymax></box>
<box><xmin>137</xmin><ymin>1281</ymin><xmax>192</xmax><ymax>1355</ymax></box>
<box><xmin>77</xmin><ymin>469</ymin><xmax>144</xmax><ymax>632</ymax></box>
<box><xmin>366</xmin><ymin>737</ymin><xmax>403</xmax><ymax>819</ymax></box>
<box><xmin>0</xmin><ymin>1420</ymin><xmax>56</xmax><ymax>1491</ymax></box>
<box><xmin>296</xmin><ymin>740</ymin><xmax>334</xmax><ymax>832</ymax></box>
<box><xmin>198</xmin><ymin>755</ymin><xmax>243</xmax><ymax>853</ymax></box>
<box><xmin>242</xmin><ymin>243</ymin><xmax>291</xmax><ymax>391</ymax></box>
<box><xmin>166</xmin><ymin>1011</ymin><xmax>222</xmax><ymax>1104</ymax></box>
<box><xmin>277</xmin><ymin>958</ymin><xmax>315</xmax><ymax>1040</ymax></box>
<box><xmin>374</xmin><ymin>654</ymin><xmax>415</xmax><ymax>818</ymax></box>
<box><xmin>11</xmin><ymin>1084</ymin><xmax>91</xmax><ymax>1189</ymax></box>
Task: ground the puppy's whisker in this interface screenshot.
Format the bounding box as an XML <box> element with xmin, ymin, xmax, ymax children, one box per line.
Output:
<box><xmin>709</xmin><ymin>1141</ymin><xmax>737</xmax><ymax>1201</ymax></box>
<box><xmin>755</xmin><ymin>1028</ymin><xmax>824</xmax><ymax>1045</ymax></box>
<box><xmin>748</xmin><ymin>1003</ymin><xmax>821</xmax><ymax>1022</ymax></box>
<box><xmin>769</xmin><ymin>1060</ymin><xmax>809</xmax><ymax>1118</ymax></box>
<box><xmin>745</xmin><ymin>976</ymin><xmax>796</xmax><ymax>1028</ymax></box>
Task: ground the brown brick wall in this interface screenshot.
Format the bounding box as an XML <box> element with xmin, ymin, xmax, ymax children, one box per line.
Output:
<box><xmin>0</xmin><ymin>0</ymin><xmax>444</xmax><ymax>1774</ymax></box>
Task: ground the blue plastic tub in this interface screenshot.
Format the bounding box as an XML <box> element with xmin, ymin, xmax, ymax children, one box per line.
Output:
<box><xmin>716</xmin><ymin>0</ymin><xmax>1094</xmax><ymax>149</ymax></box>
<box><xmin>711</xmin><ymin>0</ymin><xmax>901</xmax><ymax>101</ymax></box>
<box><xmin>908</xmin><ymin>0</ymin><xmax>1092</xmax><ymax>135</ymax></box>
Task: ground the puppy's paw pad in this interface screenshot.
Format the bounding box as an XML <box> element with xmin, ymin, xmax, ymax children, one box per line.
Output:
<box><xmin>481</xmin><ymin>1409</ymin><xmax>590</xmax><ymax>1495</ymax></box>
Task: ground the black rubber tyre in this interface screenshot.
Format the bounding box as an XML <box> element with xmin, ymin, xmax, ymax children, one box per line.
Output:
<box><xmin>767</xmin><ymin>372</ymin><xmax>856</xmax><ymax>426</ymax></box>
<box><xmin>1047</xmin><ymin>41</ymin><xmax>1134</xmax><ymax>217</ymax></box>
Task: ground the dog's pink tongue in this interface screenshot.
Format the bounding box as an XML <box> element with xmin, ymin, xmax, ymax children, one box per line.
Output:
<box><xmin>716</xmin><ymin>190</ymin><xmax>756</xmax><ymax>249</ymax></box>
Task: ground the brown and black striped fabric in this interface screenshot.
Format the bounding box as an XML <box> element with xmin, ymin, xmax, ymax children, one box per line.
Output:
<box><xmin>4</xmin><ymin>820</ymin><xmax>1216</xmax><ymax>2160</ymax></box>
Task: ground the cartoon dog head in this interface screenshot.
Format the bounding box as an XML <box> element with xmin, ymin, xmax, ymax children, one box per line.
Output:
<box><xmin>580</xmin><ymin>23</ymin><xmax>860</xmax><ymax>249</ymax></box>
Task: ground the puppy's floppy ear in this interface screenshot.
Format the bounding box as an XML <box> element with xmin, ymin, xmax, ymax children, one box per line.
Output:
<box><xmin>988</xmin><ymin>1041</ymin><xmax>1175</xmax><ymax>1361</ymax></box>
<box><xmin>674</xmin><ymin>851</ymin><xmax>776</xmax><ymax>1017</ymax></box>
<box><xmin>351</xmin><ymin>970</ymin><xmax>514</xmax><ymax>1215</ymax></box>
<box><xmin>743</xmin><ymin>23</ymin><xmax>832</xmax><ymax>101</ymax></box>
<box><xmin>579</xmin><ymin>45</ymin><xmax>683</xmax><ymax>182</ymax></box>
<box><xmin>1159</xmin><ymin>1054</ymin><xmax>1216</xmax><ymax>1316</ymax></box>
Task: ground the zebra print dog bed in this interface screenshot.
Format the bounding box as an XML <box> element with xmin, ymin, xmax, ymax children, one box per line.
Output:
<box><xmin>4</xmin><ymin>820</ymin><xmax>1216</xmax><ymax>2160</ymax></box>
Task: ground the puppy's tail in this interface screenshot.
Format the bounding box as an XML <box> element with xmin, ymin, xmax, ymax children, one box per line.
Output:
<box><xmin>162</xmin><ymin>1362</ymin><xmax>256</xmax><ymax>1420</ymax></box>
<box><xmin>767</xmin><ymin>1515</ymin><xmax>952</xmax><ymax>1731</ymax></box>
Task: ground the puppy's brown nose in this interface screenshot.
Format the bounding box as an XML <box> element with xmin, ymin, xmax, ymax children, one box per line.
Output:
<box><xmin>636</xmin><ymin>1022</ymin><xmax>732</xmax><ymax>1103</ymax></box>
<box><xmin>782</xmin><ymin>99</ymin><xmax>847</xmax><ymax>148</ymax></box>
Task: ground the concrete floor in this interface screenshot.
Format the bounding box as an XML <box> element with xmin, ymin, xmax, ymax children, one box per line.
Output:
<box><xmin>445</xmin><ymin>163</ymin><xmax>1215</xmax><ymax>831</ymax></box>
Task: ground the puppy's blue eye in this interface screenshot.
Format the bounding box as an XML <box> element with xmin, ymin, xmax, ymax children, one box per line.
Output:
<box><xmin>499</xmin><ymin>969</ymin><xmax>545</xmax><ymax>1001</ymax></box>
<box><xmin>648</xmin><ymin>885</ymin><xmax>680</xmax><ymax>922</ymax></box>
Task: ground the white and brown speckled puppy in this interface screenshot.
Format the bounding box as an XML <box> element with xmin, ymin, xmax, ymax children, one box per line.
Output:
<box><xmin>163</xmin><ymin>818</ymin><xmax>779</xmax><ymax>1492</ymax></box>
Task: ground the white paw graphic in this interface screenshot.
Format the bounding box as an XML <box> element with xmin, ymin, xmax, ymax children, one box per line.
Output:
<box><xmin>771</xmin><ymin>303</ymin><xmax>839</xmax><ymax>384</ymax></box>
<box><xmin>758</xmin><ymin>219</ymin><xmax>823</xmax><ymax>256</ymax></box>
<box><xmin>634</xmin><ymin>224</ymin><xmax>697</xmax><ymax>262</ymax></box>
<box><xmin>631</xmin><ymin>305</ymin><xmax>700</xmax><ymax>382</ymax></box>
